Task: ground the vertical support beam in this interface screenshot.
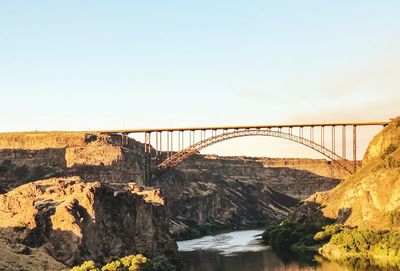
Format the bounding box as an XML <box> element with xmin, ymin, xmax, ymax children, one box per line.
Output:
<box><xmin>160</xmin><ymin>132</ymin><xmax>162</xmax><ymax>154</ymax></box>
<box><xmin>342</xmin><ymin>125</ymin><xmax>346</xmax><ymax>160</ymax></box>
<box><xmin>310</xmin><ymin>126</ymin><xmax>314</xmax><ymax>141</ymax></box>
<box><xmin>353</xmin><ymin>125</ymin><xmax>357</xmax><ymax>172</ymax></box>
<box><xmin>332</xmin><ymin>126</ymin><xmax>335</xmax><ymax>153</ymax></box>
<box><xmin>121</xmin><ymin>133</ymin><xmax>128</xmax><ymax>146</ymax></box>
<box><xmin>171</xmin><ymin>131</ymin><xmax>173</xmax><ymax>155</ymax></box>
<box><xmin>178</xmin><ymin>131</ymin><xmax>181</xmax><ymax>151</ymax></box>
<box><xmin>182</xmin><ymin>131</ymin><xmax>184</xmax><ymax>150</ymax></box>
<box><xmin>167</xmin><ymin>131</ymin><xmax>170</xmax><ymax>158</ymax></box>
<box><xmin>143</xmin><ymin>132</ymin><xmax>151</xmax><ymax>185</ymax></box>
<box><xmin>321</xmin><ymin>126</ymin><xmax>325</xmax><ymax>147</ymax></box>
<box><xmin>155</xmin><ymin>132</ymin><xmax>159</xmax><ymax>156</ymax></box>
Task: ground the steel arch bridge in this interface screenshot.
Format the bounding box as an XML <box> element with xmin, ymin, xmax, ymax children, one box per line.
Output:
<box><xmin>156</xmin><ymin>128</ymin><xmax>354</xmax><ymax>174</ymax></box>
<box><xmin>97</xmin><ymin>120</ymin><xmax>389</xmax><ymax>184</ymax></box>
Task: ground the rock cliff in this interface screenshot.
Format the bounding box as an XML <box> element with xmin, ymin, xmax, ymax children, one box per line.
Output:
<box><xmin>0</xmin><ymin>177</ymin><xmax>176</xmax><ymax>267</ymax></box>
<box><xmin>156</xmin><ymin>154</ymin><xmax>346</xmax><ymax>233</ymax></box>
<box><xmin>0</xmin><ymin>132</ymin><xmax>145</xmax><ymax>193</ymax></box>
<box><xmin>0</xmin><ymin>131</ymin><xmax>347</xmax><ymax>235</ymax></box>
<box><xmin>291</xmin><ymin>117</ymin><xmax>400</xmax><ymax>229</ymax></box>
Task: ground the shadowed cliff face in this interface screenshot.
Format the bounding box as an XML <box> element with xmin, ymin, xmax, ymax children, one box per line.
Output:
<box><xmin>291</xmin><ymin>117</ymin><xmax>400</xmax><ymax>229</ymax></box>
<box><xmin>167</xmin><ymin>155</ymin><xmax>346</xmax><ymax>200</ymax></box>
<box><xmin>156</xmin><ymin>154</ymin><xmax>347</xmax><ymax>233</ymax></box>
<box><xmin>0</xmin><ymin>177</ymin><xmax>176</xmax><ymax>267</ymax></box>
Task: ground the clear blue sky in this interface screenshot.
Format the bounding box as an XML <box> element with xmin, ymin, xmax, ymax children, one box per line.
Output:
<box><xmin>1</xmin><ymin>1</ymin><xmax>399</xmax><ymax>158</ymax></box>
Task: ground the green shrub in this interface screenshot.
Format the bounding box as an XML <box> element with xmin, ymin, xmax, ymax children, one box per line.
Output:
<box><xmin>70</xmin><ymin>261</ymin><xmax>98</xmax><ymax>271</ymax></box>
<box><xmin>314</xmin><ymin>224</ymin><xmax>345</xmax><ymax>242</ymax></box>
<box><xmin>70</xmin><ymin>254</ymin><xmax>176</xmax><ymax>271</ymax></box>
<box><xmin>262</xmin><ymin>220</ymin><xmax>321</xmax><ymax>250</ymax></box>
<box><xmin>101</xmin><ymin>254</ymin><xmax>148</xmax><ymax>271</ymax></box>
<box><xmin>327</xmin><ymin>228</ymin><xmax>400</xmax><ymax>257</ymax></box>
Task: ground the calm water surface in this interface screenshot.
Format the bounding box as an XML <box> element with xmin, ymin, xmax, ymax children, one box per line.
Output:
<box><xmin>177</xmin><ymin>229</ymin><xmax>394</xmax><ymax>271</ymax></box>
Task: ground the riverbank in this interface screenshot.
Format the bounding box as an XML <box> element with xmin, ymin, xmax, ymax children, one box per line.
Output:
<box><xmin>177</xmin><ymin>228</ymin><xmax>374</xmax><ymax>271</ymax></box>
<box><xmin>262</xmin><ymin>221</ymin><xmax>400</xmax><ymax>270</ymax></box>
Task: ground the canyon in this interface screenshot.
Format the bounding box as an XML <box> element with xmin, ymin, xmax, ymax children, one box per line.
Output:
<box><xmin>0</xmin><ymin>130</ymin><xmax>352</xmax><ymax>269</ymax></box>
<box><xmin>0</xmin><ymin>131</ymin><xmax>348</xmax><ymax>233</ymax></box>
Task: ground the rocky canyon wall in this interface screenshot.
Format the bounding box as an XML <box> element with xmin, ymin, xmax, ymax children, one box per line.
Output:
<box><xmin>157</xmin><ymin>154</ymin><xmax>347</xmax><ymax>233</ymax></box>
<box><xmin>0</xmin><ymin>131</ymin><xmax>348</xmax><ymax>234</ymax></box>
<box><xmin>290</xmin><ymin>117</ymin><xmax>400</xmax><ymax>230</ymax></box>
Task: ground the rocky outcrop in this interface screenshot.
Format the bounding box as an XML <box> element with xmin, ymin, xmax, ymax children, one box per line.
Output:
<box><xmin>0</xmin><ymin>132</ymin><xmax>145</xmax><ymax>193</ymax></box>
<box><xmin>292</xmin><ymin>117</ymin><xmax>400</xmax><ymax>229</ymax></box>
<box><xmin>0</xmin><ymin>177</ymin><xmax>176</xmax><ymax>267</ymax></box>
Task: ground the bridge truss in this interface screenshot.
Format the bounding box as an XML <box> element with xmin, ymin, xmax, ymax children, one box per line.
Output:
<box><xmin>99</xmin><ymin>121</ymin><xmax>388</xmax><ymax>184</ymax></box>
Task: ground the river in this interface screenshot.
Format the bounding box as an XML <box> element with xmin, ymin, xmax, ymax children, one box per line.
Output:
<box><xmin>177</xmin><ymin>229</ymin><xmax>390</xmax><ymax>271</ymax></box>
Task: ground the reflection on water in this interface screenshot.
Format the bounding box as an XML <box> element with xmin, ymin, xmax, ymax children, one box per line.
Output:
<box><xmin>178</xmin><ymin>230</ymin><xmax>266</xmax><ymax>256</ymax></box>
<box><xmin>177</xmin><ymin>229</ymin><xmax>397</xmax><ymax>271</ymax></box>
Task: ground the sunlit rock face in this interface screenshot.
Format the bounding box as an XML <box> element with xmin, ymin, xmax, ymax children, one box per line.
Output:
<box><xmin>0</xmin><ymin>177</ymin><xmax>176</xmax><ymax>266</ymax></box>
<box><xmin>292</xmin><ymin>117</ymin><xmax>400</xmax><ymax>230</ymax></box>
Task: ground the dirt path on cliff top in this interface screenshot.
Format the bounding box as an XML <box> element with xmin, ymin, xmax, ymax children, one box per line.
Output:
<box><xmin>0</xmin><ymin>238</ymin><xmax>66</xmax><ymax>271</ymax></box>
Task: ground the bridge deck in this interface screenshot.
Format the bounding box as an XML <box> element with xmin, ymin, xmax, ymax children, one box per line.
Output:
<box><xmin>96</xmin><ymin>121</ymin><xmax>389</xmax><ymax>134</ymax></box>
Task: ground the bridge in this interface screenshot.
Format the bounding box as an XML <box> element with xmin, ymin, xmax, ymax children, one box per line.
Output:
<box><xmin>97</xmin><ymin>121</ymin><xmax>389</xmax><ymax>184</ymax></box>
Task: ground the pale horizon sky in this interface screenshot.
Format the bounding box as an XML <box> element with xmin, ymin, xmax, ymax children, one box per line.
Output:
<box><xmin>1</xmin><ymin>1</ymin><xmax>399</xmax><ymax>158</ymax></box>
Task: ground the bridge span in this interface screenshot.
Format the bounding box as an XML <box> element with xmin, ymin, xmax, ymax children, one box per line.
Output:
<box><xmin>96</xmin><ymin>121</ymin><xmax>389</xmax><ymax>183</ymax></box>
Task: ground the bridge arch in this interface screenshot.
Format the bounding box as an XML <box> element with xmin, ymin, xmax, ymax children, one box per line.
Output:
<box><xmin>155</xmin><ymin>128</ymin><xmax>354</xmax><ymax>175</ymax></box>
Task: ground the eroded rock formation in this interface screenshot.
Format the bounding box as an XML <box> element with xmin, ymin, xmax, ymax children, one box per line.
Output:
<box><xmin>0</xmin><ymin>177</ymin><xmax>176</xmax><ymax>267</ymax></box>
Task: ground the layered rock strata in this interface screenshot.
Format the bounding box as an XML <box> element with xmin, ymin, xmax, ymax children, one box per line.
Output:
<box><xmin>0</xmin><ymin>177</ymin><xmax>176</xmax><ymax>267</ymax></box>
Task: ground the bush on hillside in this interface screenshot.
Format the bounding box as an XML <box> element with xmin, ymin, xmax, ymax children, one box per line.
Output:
<box><xmin>69</xmin><ymin>254</ymin><xmax>176</xmax><ymax>271</ymax></box>
<box><xmin>327</xmin><ymin>229</ymin><xmax>400</xmax><ymax>257</ymax></box>
<box><xmin>314</xmin><ymin>224</ymin><xmax>345</xmax><ymax>242</ymax></box>
<box><xmin>262</xmin><ymin>220</ymin><xmax>321</xmax><ymax>250</ymax></box>
<box><xmin>101</xmin><ymin>254</ymin><xmax>148</xmax><ymax>271</ymax></box>
<box><xmin>70</xmin><ymin>261</ymin><xmax>98</xmax><ymax>271</ymax></box>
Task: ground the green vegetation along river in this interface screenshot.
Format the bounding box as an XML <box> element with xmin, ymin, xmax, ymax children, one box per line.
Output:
<box><xmin>177</xmin><ymin>229</ymin><xmax>399</xmax><ymax>271</ymax></box>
